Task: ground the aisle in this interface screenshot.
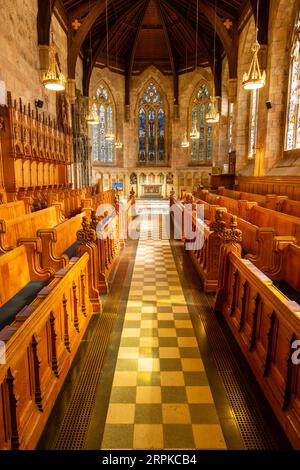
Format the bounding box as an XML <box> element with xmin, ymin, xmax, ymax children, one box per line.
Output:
<box><xmin>100</xmin><ymin>202</ymin><xmax>227</xmax><ymax>450</ymax></box>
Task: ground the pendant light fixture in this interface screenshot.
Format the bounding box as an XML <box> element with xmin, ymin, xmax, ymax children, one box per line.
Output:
<box><xmin>181</xmin><ymin>36</ymin><xmax>190</xmax><ymax>148</ymax></box>
<box><xmin>206</xmin><ymin>0</ymin><xmax>219</xmax><ymax>124</ymax></box>
<box><xmin>190</xmin><ymin>0</ymin><xmax>200</xmax><ymax>140</ymax></box>
<box><xmin>114</xmin><ymin>21</ymin><xmax>122</xmax><ymax>149</ymax></box>
<box><xmin>181</xmin><ymin>129</ymin><xmax>190</xmax><ymax>148</ymax></box>
<box><xmin>242</xmin><ymin>0</ymin><xmax>266</xmax><ymax>90</ymax></box>
<box><xmin>43</xmin><ymin>30</ymin><xmax>66</xmax><ymax>91</ymax></box>
<box><xmin>86</xmin><ymin>0</ymin><xmax>99</xmax><ymax>125</ymax></box>
<box><xmin>105</xmin><ymin>0</ymin><xmax>115</xmax><ymax>142</ymax></box>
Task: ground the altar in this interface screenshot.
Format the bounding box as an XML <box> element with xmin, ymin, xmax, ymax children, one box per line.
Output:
<box><xmin>141</xmin><ymin>184</ymin><xmax>163</xmax><ymax>198</ymax></box>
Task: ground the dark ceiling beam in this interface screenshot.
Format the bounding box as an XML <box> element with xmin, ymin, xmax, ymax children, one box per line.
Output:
<box><xmin>157</xmin><ymin>0</ymin><xmax>179</xmax><ymax>105</ymax></box>
<box><xmin>249</xmin><ymin>0</ymin><xmax>270</xmax><ymax>44</ymax></box>
<box><xmin>83</xmin><ymin>0</ymin><xmax>144</xmax><ymax>96</ymax></box>
<box><xmin>54</xmin><ymin>0</ymin><xmax>69</xmax><ymax>32</ymax></box>
<box><xmin>68</xmin><ymin>0</ymin><xmax>112</xmax><ymax>79</ymax></box>
<box><xmin>125</xmin><ymin>0</ymin><xmax>149</xmax><ymax>106</ymax></box>
<box><xmin>68</xmin><ymin>1</ymin><xmax>97</xmax><ymax>19</ymax></box>
<box><xmin>197</xmin><ymin>0</ymin><xmax>238</xmax><ymax>78</ymax></box>
<box><xmin>161</xmin><ymin>0</ymin><xmax>221</xmax><ymax>93</ymax></box>
<box><xmin>37</xmin><ymin>0</ymin><xmax>57</xmax><ymax>46</ymax></box>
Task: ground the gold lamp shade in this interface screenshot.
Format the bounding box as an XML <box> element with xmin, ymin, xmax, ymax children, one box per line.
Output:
<box><xmin>206</xmin><ymin>97</ymin><xmax>220</xmax><ymax>124</ymax></box>
<box><xmin>43</xmin><ymin>34</ymin><xmax>66</xmax><ymax>92</ymax></box>
<box><xmin>243</xmin><ymin>41</ymin><xmax>266</xmax><ymax>90</ymax></box>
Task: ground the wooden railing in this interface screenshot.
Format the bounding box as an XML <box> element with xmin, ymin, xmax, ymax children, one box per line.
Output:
<box><xmin>0</xmin><ymin>254</ymin><xmax>93</xmax><ymax>450</ymax></box>
<box><xmin>215</xmin><ymin>244</ymin><xmax>300</xmax><ymax>449</ymax></box>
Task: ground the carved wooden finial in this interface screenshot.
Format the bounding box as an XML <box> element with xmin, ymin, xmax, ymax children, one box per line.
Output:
<box><xmin>222</xmin><ymin>215</ymin><xmax>242</xmax><ymax>244</ymax></box>
<box><xmin>209</xmin><ymin>209</ymin><xmax>226</xmax><ymax>233</ymax></box>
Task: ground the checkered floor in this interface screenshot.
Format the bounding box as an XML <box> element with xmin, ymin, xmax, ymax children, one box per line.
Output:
<box><xmin>101</xmin><ymin>201</ymin><xmax>226</xmax><ymax>450</ymax></box>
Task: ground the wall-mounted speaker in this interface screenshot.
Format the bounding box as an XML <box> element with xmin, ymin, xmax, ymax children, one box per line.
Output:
<box><xmin>266</xmin><ymin>100</ymin><xmax>273</xmax><ymax>109</ymax></box>
<box><xmin>35</xmin><ymin>100</ymin><xmax>44</xmax><ymax>109</ymax></box>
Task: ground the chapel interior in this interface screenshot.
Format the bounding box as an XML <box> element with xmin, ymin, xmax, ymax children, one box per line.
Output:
<box><xmin>0</xmin><ymin>0</ymin><xmax>300</xmax><ymax>452</ymax></box>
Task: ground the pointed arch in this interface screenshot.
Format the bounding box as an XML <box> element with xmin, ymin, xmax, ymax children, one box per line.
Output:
<box><xmin>189</xmin><ymin>82</ymin><xmax>213</xmax><ymax>163</ymax></box>
<box><xmin>92</xmin><ymin>80</ymin><xmax>116</xmax><ymax>163</ymax></box>
<box><xmin>137</xmin><ymin>79</ymin><xmax>168</xmax><ymax>165</ymax></box>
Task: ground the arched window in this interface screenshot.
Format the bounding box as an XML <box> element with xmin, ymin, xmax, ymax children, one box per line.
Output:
<box><xmin>190</xmin><ymin>84</ymin><xmax>213</xmax><ymax>163</ymax></box>
<box><xmin>138</xmin><ymin>81</ymin><xmax>167</xmax><ymax>164</ymax></box>
<box><xmin>286</xmin><ymin>16</ymin><xmax>300</xmax><ymax>151</ymax></box>
<box><xmin>248</xmin><ymin>90</ymin><xmax>258</xmax><ymax>159</ymax></box>
<box><xmin>92</xmin><ymin>82</ymin><xmax>115</xmax><ymax>163</ymax></box>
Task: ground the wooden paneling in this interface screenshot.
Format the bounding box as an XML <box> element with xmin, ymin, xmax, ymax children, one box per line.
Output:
<box><xmin>215</xmin><ymin>250</ymin><xmax>300</xmax><ymax>448</ymax></box>
<box><xmin>238</xmin><ymin>176</ymin><xmax>300</xmax><ymax>201</ymax></box>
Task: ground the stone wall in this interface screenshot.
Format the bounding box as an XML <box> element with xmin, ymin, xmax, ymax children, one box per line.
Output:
<box><xmin>0</xmin><ymin>1</ymin><xmax>72</xmax><ymax>118</ymax></box>
<box><xmin>90</xmin><ymin>65</ymin><xmax>215</xmax><ymax>195</ymax></box>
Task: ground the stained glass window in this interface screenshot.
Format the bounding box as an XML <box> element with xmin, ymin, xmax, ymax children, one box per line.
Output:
<box><xmin>286</xmin><ymin>17</ymin><xmax>300</xmax><ymax>151</ymax></box>
<box><xmin>228</xmin><ymin>102</ymin><xmax>234</xmax><ymax>153</ymax></box>
<box><xmin>190</xmin><ymin>84</ymin><xmax>213</xmax><ymax>163</ymax></box>
<box><xmin>92</xmin><ymin>81</ymin><xmax>115</xmax><ymax>163</ymax></box>
<box><xmin>138</xmin><ymin>81</ymin><xmax>166</xmax><ymax>164</ymax></box>
<box><xmin>248</xmin><ymin>90</ymin><xmax>258</xmax><ymax>159</ymax></box>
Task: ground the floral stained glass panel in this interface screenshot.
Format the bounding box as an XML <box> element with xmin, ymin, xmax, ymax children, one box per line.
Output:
<box><xmin>100</xmin><ymin>105</ymin><xmax>106</xmax><ymax>162</ymax></box>
<box><xmin>148</xmin><ymin>108</ymin><xmax>155</xmax><ymax>161</ymax></box>
<box><xmin>139</xmin><ymin>108</ymin><xmax>146</xmax><ymax>162</ymax></box>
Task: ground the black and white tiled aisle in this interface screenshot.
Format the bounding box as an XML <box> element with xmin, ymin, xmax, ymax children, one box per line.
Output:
<box><xmin>100</xmin><ymin>201</ymin><xmax>226</xmax><ymax>450</ymax></box>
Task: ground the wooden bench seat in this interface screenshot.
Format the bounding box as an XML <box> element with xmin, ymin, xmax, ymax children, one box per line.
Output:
<box><xmin>246</xmin><ymin>205</ymin><xmax>300</xmax><ymax>243</ymax></box>
<box><xmin>0</xmin><ymin>253</ymin><xmax>94</xmax><ymax>450</ymax></box>
<box><xmin>214</xmin><ymin>247</ymin><xmax>300</xmax><ymax>448</ymax></box>
<box><xmin>0</xmin><ymin>201</ymin><xmax>28</xmax><ymax>221</ymax></box>
<box><xmin>0</xmin><ymin>246</ymin><xmax>50</xmax><ymax>330</ymax></box>
<box><xmin>0</xmin><ymin>205</ymin><xmax>62</xmax><ymax>253</ymax></box>
<box><xmin>38</xmin><ymin>212</ymin><xmax>85</xmax><ymax>271</ymax></box>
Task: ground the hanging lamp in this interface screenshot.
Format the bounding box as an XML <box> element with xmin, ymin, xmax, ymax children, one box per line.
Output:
<box><xmin>43</xmin><ymin>31</ymin><xmax>66</xmax><ymax>91</ymax></box>
<box><xmin>86</xmin><ymin>1</ymin><xmax>99</xmax><ymax>125</ymax></box>
<box><xmin>190</xmin><ymin>0</ymin><xmax>200</xmax><ymax>140</ymax></box>
<box><xmin>114</xmin><ymin>20</ymin><xmax>122</xmax><ymax>148</ymax></box>
<box><xmin>181</xmin><ymin>129</ymin><xmax>190</xmax><ymax>148</ymax></box>
<box><xmin>206</xmin><ymin>0</ymin><xmax>219</xmax><ymax>123</ymax></box>
<box><xmin>86</xmin><ymin>101</ymin><xmax>100</xmax><ymax>125</ymax></box>
<box><xmin>242</xmin><ymin>0</ymin><xmax>266</xmax><ymax>90</ymax></box>
<box><xmin>104</xmin><ymin>0</ymin><xmax>115</xmax><ymax>142</ymax></box>
<box><xmin>181</xmin><ymin>35</ymin><xmax>190</xmax><ymax>147</ymax></box>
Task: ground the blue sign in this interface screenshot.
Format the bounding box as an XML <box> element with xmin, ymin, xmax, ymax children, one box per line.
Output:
<box><xmin>112</xmin><ymin>182</ymin><xmax>124</xmax><ymax>189</ymax></box>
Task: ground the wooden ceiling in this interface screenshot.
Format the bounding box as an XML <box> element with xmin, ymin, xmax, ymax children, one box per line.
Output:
<box><xmin>60</xmin><ymin>0</ymin><xmax>247</xmax><ymax>76</ymax></box>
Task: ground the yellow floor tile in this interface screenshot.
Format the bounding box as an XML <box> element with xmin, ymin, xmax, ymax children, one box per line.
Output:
<box><xmin>138</xmin><ymin>358</ymin><xmax>160</xmax><ymax>372</ymax></box>
<box><xmin>136</xmin><ymin>386</ymin><xmax>162</xmax><ymax>403</ymax></box>
<box><xmin>122</xmin><ymin>328</ymin><xmax>141</xmax><ymax>337</ymax></box>
<box><xmin>106</xmin><ymin>404</ymin><xmax>135</xmax><ymax>424</ymax></box>
<box><xmin>160</xmin><ymin>371</ymin><xmax>185</xmax><ymax>386</ymax></box>
<box><xmin>141</xmin><ymin>320</ymin><xmax>158</xmax><ymax>329</ymax></box>
<box><xmin>158</xmin><ymin>328</ymin><xmax>177</xmax><ymax>337</ymax></box>
<box><xmin>181</xmin><ymin>358</ymin><xmax>204</xmax><ymax>371</ymax></box>
<box><xmin>175</xmin><ymin>320</ymin><xmax>193</xmax><ymax>329</ymax></box>
<box><xmin>186</xmin><ymin>386</ymin><xmax>214</xmax><ymax>404</ymax></box>
<box><xmin>162</xmin><ymin>404</ymin><xmax>191</xmax><ymax>424</ymax></box>
<box><xmin>178</xmin><ymin>337</ymin><xmax>198</xmax><ymax>347</ymax></box>
<box><xmin>133</xmin><ymin>424</ymin><xmax>164</xmax><ymax>449</ymax></box>
<box><xmin>159</xmin><ymin>347</ymin><xmax>181</xmax><ymax>358</ymax></box>
<box><xmin>118</xmin><ymin>347</ymin><xmax>140</xmax><ymax>359</ymax></box>
<box><xmin>112</xmin><ymin>371</ymin><xmax>138</xmax><ymax>387</ymax></box>
<box><xmin>192</xmin><ymin>425</ymin><xmax>227</xmax><ymax>449</ymax></box>
<box><xmin>140</xmin><ymin>337</ymin><xmax>159</xmax><ymax>347</ymax></box>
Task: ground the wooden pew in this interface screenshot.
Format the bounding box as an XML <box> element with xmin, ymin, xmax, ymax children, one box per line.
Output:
<box><xmin>0</xmin><ymin>205</ymin><xmax>63</xmax><ymax>254</ymax></box>
<box><xmin>214</xmin><ymin>243</ymin><xmax>300</xmax><ymax>449</ymax></box>
<box><xmin>38</xmin><ymin>212</ymin><xmax>86</xmax><ymax>272</ymax></box>
<box><xmin>237</xmin><ymin>175</ymin><xmax>300</xmax><ymax>201</ymax></box>
<box><xmin>0</xmin><ymin>245</ymin><xmax>53</xmax><ymax>331</ymax></box>
<box><xmin>0</xmin><ymin>201</ymin><xmax>28</xmax><ymax>220</ymax></box>
<box><xmin>0</xmin><ymin>253</ymin><xmax>94</xmax><ymax>449</ymax></box>
<box><xmin>245</xmin><ymin>205</ymin><xmax>300</xmax><ymax>244</ymax></box>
